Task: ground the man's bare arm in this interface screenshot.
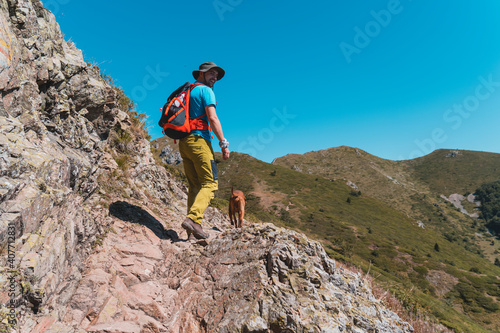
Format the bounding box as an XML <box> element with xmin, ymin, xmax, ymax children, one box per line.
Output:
<box><xmin>206</xmin><ymin>105</ymin><xmax>230</xmax><ymax>160</ymax></box>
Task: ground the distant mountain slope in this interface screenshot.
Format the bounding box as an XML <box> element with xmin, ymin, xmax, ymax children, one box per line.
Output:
<box><xmin>405</xmin><ymin>149</ymin><xmax>500</xmax><ymax>194</ymax></box>
<box><xmin>273</xmin><ymin>147</ymin><xmax>500</xmax><ymax>250</ymax></box>
<box><xmin>273</xmin><ymin>146</ymin><xmax>425</xmax><ymax>217</ymax></box>
<box><xmin>273</xmin><ymin>146</ymin><xmax>500</xmax><ymax>207</ymax></box>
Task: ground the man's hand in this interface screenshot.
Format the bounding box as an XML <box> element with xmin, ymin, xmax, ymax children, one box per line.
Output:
<box><xmin>222</xmin><ymin>147</ymin><xmax>230</xmax><ymax>160</ymax></box>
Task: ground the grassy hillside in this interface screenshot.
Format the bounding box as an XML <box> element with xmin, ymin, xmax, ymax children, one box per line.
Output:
<box><xmin>274</xmin><ymin>147</ymin><xmax>500</xmax><ymax>263</ymax></box>
<box><xmin>152</xmin><ymin>140</ymin><xmax>500</xmax><ymax>332</ymax></box>
<box><xmin>273</xmin><ymin>146</ymin><xmax>436</xmax><ymax>221</ymax></box>
<box><xmin>405</xmin><ymin>149</ymin><xmax>500</xmax><ymax>194</ymax></box>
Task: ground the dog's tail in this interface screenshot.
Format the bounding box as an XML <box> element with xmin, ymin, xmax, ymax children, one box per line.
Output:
<box><xmin>231</xmin><ymin>185</ymin><xmax>234</xmax><ymax>197</ymax></box>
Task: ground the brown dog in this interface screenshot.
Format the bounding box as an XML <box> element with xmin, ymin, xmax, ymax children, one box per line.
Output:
<box><xmin>229</xmin><ymin>186</ymin><xmax>246</xmax><ymax>228</ymax></box>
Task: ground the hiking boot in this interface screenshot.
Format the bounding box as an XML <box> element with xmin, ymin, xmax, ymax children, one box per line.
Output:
<box><xmin>181</xmin><ymin>218</ymin><xmax>209</xmax><ymax>239</ymax></box>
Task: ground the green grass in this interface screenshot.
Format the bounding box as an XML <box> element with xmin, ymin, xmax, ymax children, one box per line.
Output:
<box><xmin>407</xmin><ymin>149</ymin><xmax>500</xmax><ymax>194</ymax></box>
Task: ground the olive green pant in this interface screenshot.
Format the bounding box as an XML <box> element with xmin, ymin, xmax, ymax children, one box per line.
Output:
<box><xmin>179</xmin><ymin>135</ymin><xmax>218</xmax><ymax>225</ymax></box>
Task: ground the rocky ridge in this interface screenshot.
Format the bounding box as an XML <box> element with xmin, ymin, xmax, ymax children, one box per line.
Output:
<box><xmin>37</xmin><ymin>213</ymin><xmax>414</xmax><ymax>333</ymax></box>
<box><xmin>1</xmin><ymin>0</ymin><xmax>413</xmax><ymax>332</ymax></box>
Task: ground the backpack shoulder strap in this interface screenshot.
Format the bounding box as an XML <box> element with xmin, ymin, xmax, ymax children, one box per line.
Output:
<box><xmin>189</xmin><ymin>82</ymin><xmax>205</xmax><ymax>90</ymax></box>
<box><xmin>188</xmin><ymin>82</ymin><xmax>212</xmax><ymax>137</ymax></box>
<box><xmin>188</xmin><ymin>82</ymin><xmax>209</xmax><ymax>118</ymax></box>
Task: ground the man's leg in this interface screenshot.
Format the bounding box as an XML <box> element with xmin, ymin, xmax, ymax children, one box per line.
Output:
<box><xmin>181</xmin><ymin>156</ymin><xmax>200</xmax><ymax>213</ymax></box>
<box><xmin>179</xmin><ymin>135</ymin><xmax>218</xmax><ymax>238</ymax></box>
<box><xmin>188</xmin><ymin>179</ymin><xmax>218</xmax><ymax>224</ymax></box>
<box><xmin>179</xmin><ymin>153</ymin><xmax>200</xmax><ymax>240</ymax></box>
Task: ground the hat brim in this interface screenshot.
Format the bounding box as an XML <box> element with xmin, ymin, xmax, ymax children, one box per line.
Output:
<box><xmin>192</xmin><ymin>66</ymin><xmax>225</xmax><ymax>81</ymax></box>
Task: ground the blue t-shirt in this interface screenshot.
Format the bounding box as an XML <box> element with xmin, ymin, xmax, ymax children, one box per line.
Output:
<box><xmin>189</xmin><ymin>81</ymin><xmax>216</xmax><ymax>141</ymax></box>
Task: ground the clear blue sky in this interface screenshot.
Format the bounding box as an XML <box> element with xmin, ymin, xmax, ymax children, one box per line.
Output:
<box><xmin>50</xmin><ymin>0</ymin><xmax>500</xmax><ymax>163</ymax></box>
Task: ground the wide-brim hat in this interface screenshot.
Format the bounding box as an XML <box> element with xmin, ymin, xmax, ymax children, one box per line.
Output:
<box><xmin>192</xmin><ymin>62</ymin><xmax>225</xmax><ymax>80</ymax></box>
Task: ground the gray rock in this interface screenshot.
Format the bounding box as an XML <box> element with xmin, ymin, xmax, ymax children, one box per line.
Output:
<box><xmin>159</xmin><ymin>144</ymin><xmax>182</xmax><ymax>165</ymax></box>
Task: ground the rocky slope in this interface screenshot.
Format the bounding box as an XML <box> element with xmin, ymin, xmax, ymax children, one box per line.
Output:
<box><xmin>27</xmin><ymin>210</ymin><xmax>415</xmax><ymax>332</ymax></box>
<box><xmin>1</xmin><ymin>0</ymin><xmax>414</xmax><ymax>332</ymax></box>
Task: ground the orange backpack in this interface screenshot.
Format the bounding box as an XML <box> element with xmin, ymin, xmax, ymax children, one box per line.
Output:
<box><xmin>158</xmin><ymin>82</ymin><xmax>210</xmax><ymax>140</ymax></box>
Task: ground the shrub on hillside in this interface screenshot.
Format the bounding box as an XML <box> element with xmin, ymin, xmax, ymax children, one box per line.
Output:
<box><xmin>449</xmin><ymin>281</ymin><xmax>500</xmax><ymax>314</ymax></box>
<box><xmin>475</xmin><ymin>180</ymin><xmax>500</xmax><ymax>235</ymax></box>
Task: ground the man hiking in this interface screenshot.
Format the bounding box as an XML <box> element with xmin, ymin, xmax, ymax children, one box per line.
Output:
<box><xmin>180</xmin><ymin>62</ymin><xmax>230</xmax><ymax>240</ymax></box>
